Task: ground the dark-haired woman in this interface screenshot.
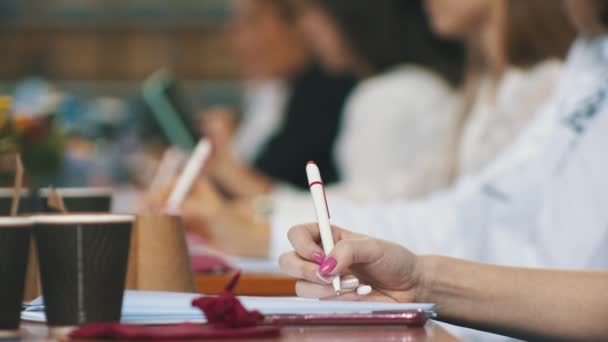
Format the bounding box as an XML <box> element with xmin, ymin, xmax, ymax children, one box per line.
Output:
<box><xmin>199</xmin><ymin>0</ymin><xmax>357</xmax><ymax>196</ymax></box>
<box><xmin>205</xmin><ymin>0</ymin><xmax>465</xmax><ymax>202</ymax></box>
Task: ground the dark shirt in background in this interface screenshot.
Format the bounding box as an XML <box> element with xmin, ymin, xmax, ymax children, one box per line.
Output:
<box><xmin>253</xmin><ymin>64</ymin><xmax>358</xmax><ymax>190</ymax></box>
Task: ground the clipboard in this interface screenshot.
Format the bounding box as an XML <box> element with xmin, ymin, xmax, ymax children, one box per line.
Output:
<box><xmin>23</xmin><ymin>290</ymin><xmax>438</xmax><ymax>327</ymax></box>
<box><xmin>142</xmin><ymin>69</ymin><xmax>199</xmax><ymax>150</ymax></box>
<box><xmin>268</xmin><ymin>309</ymin><xmax>436</xmax><ymax>326</ymax></box>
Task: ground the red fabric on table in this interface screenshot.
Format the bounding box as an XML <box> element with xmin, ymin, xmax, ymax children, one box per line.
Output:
<box><xmin>192</xmin><ymin>273</ymin><xmax>264</xmax><ymax>328</ymax></box>
<box><xmin>70</xmin><ymin>322</ymin><xmax>280</xmax><ymax>340</ymax></box>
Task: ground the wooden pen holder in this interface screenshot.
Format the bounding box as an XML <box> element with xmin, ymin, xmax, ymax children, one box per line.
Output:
<box><xmin>126</xmin><ymin>214</ymin><xmax>196</xmax><ymax>293</ymax></box>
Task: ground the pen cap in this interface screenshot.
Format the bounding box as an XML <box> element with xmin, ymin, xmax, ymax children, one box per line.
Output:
<box><xmin>166</xmin><ymin>139</ymin><xmax>212</xmax><ymax>210</ymax></box>
<box><xmin>306</xmin><ymin>162</ymin><xmax>322</xmax><ymax>185</ymax></box>
<box><xmin>306</xmin><ymin>161</ymin><xmax>331</xmax><ymax>221</ymax></box>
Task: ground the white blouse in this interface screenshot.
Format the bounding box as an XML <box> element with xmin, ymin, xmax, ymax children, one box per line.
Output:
<box><xmin>458</xmin><ymin>60</ymin><xmax>563</xmax><ymax>176</ymax></box>
<box><xmin>331</xmin><ymin>65</ymin><xmax>459</xmax><ymax>201</ymax></box>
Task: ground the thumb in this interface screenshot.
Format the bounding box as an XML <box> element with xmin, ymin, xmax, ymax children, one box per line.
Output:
<box><xmin>319</xmin><ymin>238</ymin><xmax>383</xmax><ymax>276</ymax></box>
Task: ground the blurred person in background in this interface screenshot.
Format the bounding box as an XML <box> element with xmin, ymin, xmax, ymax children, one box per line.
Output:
<box><xmin>263</xmin><ymin>0</ymin><xmax>594</xmax><ymax>260</ymax></box>
<box><xmin>200</xmin><ymin>0</ymin><xmax>357</xmax><ymax>195</ymax></box>
<box><xmin>290</xmin><ymin>0</ymin><xmax>464</xmax><ymax>201</ymax></box>
<box><xmin>426</xmin><ymin>0</ymin><xmax>576</xmax><ymax>177</ymax></box>
<box><xmin>174</xmin><ymin>0</ymin><xmax>576</xmax><ymax>259</ymax></box>
<box><xmin>174</xmin><ymin>0</ymin><xmax>465</xmax><ymax>256</ymax></box>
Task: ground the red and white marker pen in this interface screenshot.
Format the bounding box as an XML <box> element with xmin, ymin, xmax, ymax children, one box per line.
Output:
<box><xmin>306</xmin><ymin>161</ymin><xmax>341</xmax><ymax>295</ymax></box>
<box><xmin>165</xmin><ymin>139</ymin><xmax>212</xmax><ymax>214</ymax></box>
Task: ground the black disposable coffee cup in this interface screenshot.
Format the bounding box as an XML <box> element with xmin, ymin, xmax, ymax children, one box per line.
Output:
<box><xmin>39</xmin><ymin>188</ymin><xmax>113</xmax><ymax>213</ymax></box>
<box><xmin>0</xmin><ymin>217</ymin><xmax>33</xmax><ymax>335</ymax></box>
<box><xmin>33</xmin><ymin>214</ymin><xmax>134</xmax><ymax>331</ymax></box>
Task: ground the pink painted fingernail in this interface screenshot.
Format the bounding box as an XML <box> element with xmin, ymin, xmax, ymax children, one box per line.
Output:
<box><xmin>311</xmin><ymin>252</ymin><xmax>325</xmax><ymax>265</ymax></box>
<box><xmin>319</xmin><ymin>257</ymin><xmax>337</xmax><ymax>275</ymax></box>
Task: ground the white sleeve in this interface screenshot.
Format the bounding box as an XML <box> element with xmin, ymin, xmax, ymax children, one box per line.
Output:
<box><xmin>534</xmin><ymin>111</ymin><xmax>608</xmax><ymax>270</ymax></box>
<box><xmin>328</xmin><ymin>176</ymin><xmax>489</xmax><ymax>259</ymax></box>
<box><xmin>331</xmin><ymin>109</ymin><xmax>608</xmax><ymax>270</ymax></box>
<box><xmin>268</xmin><ymin>172</ymin><xmax>491</xmax><ymax>259</ymax></box>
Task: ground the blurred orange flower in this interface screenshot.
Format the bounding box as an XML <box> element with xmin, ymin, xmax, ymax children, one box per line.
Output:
<box><xmin>0</xmin><ymin>96</ymin><xmax>11</xmax><ymax>130</ymax></box>
<box><xmin>12</xmin><ymin>116</ymin><xmax>33</xmax><ymax>134</ymax></box>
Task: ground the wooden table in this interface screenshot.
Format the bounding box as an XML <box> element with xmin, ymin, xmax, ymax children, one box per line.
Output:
<box><xmin>196</xmin><ymin>272</ymin><xmax>297</xmax><ymax>296</ymax></box>
<box><xmin>19</xmin><ymin>322</ymin><xmax>461</xmax><ymax>341</ymax></box>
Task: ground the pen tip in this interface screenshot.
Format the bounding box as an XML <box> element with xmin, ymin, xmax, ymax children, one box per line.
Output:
<box><xmin>307</xmin><ymin>161</ymin><xmax>317</xmax><ymax>166</ymax></box>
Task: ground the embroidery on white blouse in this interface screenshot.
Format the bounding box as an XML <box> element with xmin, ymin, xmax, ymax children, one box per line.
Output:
<box><xmin>562</xmin><ymin>78</ymin><xmax>608</xmax><ymax>134</ymax></box>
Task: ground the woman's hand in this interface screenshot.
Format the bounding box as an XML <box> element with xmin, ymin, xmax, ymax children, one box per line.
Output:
<box><xmin>200</xmin><ymin>108</ymin><xmax>238</xmax><ymax>176</ymax></box>
<box><xmin>279</xmin><ymin>224</ymin><xmax>424</xmax><ymax>303</ymax></box>
<box><xmin>199</xmin><ymin>107</ymin><xmax>241</xmax><ymax>186</ymax></box>
<box><xmin>199</xmin><ymin>107</ymin><xmax>274</xmax><ymax>198</ymax></box>
<box><xmin>180</xmin><ymin>176</ymin><xmax>227</xmax><ymax>222</ymax></box>
<box><xmin>138</xmin><ymin>180</ymin><xmax>176</xmax><ymax>214</ymax></box>
<box><xmin>180</xmin><ymin>178</ymin><xmax>271</xmax><ymax>257</ymax></box>
<box><xmin>199</xmin><ymin>107</ymin><xmax>238</xmax><ymax>149</ymax></box>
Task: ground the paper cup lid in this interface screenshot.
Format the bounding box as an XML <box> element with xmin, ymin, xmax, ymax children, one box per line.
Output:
<box><xmin>39</xmin><ymin>188</ymin><xmax>113</xmax><ymax>197</ymax></box>
<box><xmin>0</xmin><ymin>188</ymin><xmax>31</xmax><ymax>197</ymax></box>
<box><xmin>33</xmin><ymin>214</ymin><xmax>134</xmax><ymax>225</ymax></box>
<box><xmin>0</xmin><ymin>216</ymin><xmax>34</xmax><ymax>227</ymax></box>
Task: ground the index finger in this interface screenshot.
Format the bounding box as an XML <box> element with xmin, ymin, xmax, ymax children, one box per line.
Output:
<box><xmin>287</xmin><ymin>224</ymin><xmax>324</xmax><ymax>261</ymax></box>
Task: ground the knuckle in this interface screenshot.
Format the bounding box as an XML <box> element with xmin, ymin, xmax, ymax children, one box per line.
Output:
<box><xmin>287</xmin><ymin>226</ymin><xmax>299</xmax><ymax>243</ymax></box>
<box><xmin>336</xmin><ymin>240</ymin><xmax>354</xmax><ymax>262</ymax></box>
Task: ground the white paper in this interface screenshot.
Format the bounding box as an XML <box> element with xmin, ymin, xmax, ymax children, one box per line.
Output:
<box><xmin>224</xmin><ymin>256</ymin><xmax>281</xmax><ymax>273</ymax></box>
<box><xmin>22</xmin><ymin>290</ymin><xmax>435</xmax><ymax>325</ymax></box>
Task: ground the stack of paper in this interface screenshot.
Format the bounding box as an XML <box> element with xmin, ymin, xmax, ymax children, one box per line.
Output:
<box><xmin>225</xmin><ymin>256</ymin><xmax>281</xmax><ymax>273</ymax></box>
<box><xmin>23</xmin><ymin>291</ymin><xmax>204</xmax><ymax>324</ymax></box>
<box><xmin>22</xmin><ymin>290</ymin><xmax>436</xmax><ymax>325</ymax></box>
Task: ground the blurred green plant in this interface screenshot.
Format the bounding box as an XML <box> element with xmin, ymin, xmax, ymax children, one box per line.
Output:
<box><xmin>0</xmin><ymin>96</ymin><xmax>65</xmax><ymax>186</ymax></box>
<box><xmin>0</xmin><ymin>97</ymin><xmax>17</xmax><ymax>154</ymax></box>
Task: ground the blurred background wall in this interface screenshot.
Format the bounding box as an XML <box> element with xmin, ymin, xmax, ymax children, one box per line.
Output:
<box><xmin>0</xmin><ymin>0</ymin><xmax>239</xmax><ymax>105</ymax></box>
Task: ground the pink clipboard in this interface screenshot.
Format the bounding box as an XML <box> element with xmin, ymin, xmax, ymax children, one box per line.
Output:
<box><xmin>267</xmin><ymin>310</ymin><xmax>436</xmax><ymax>326</ymax></box>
